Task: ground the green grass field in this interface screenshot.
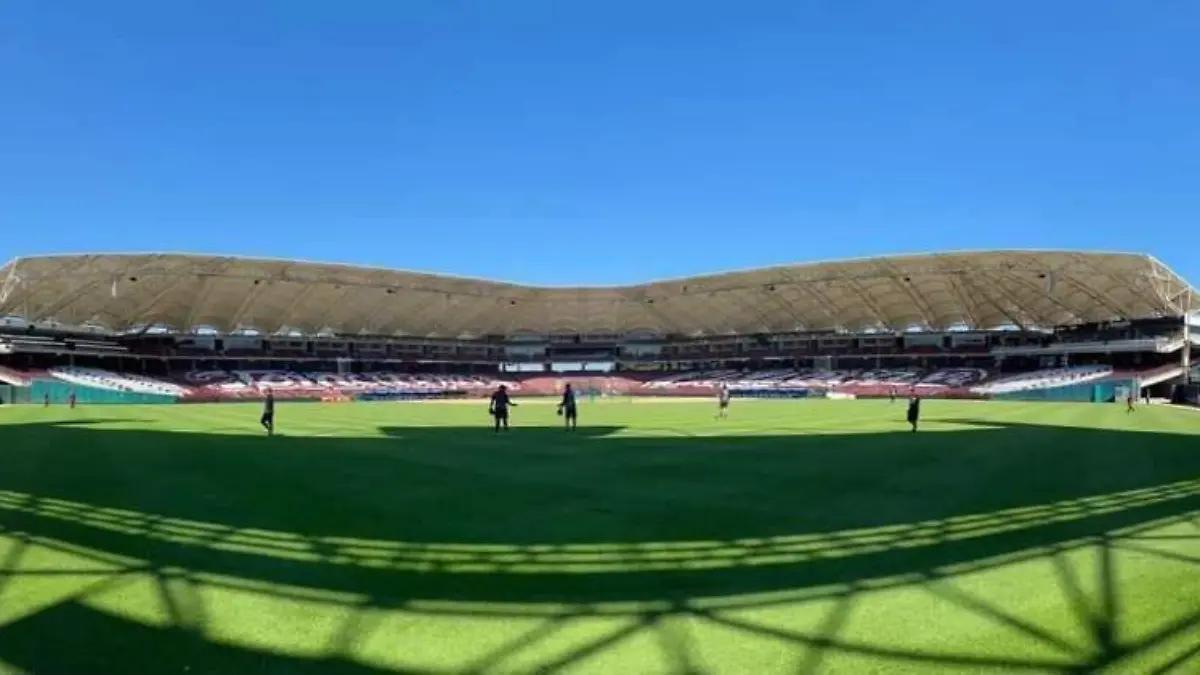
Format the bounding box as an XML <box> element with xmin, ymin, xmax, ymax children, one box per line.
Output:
<box><xmin>0</xmin><ymin>398</ymin><xmax>1197</xmax><ymax>675</ymax></box>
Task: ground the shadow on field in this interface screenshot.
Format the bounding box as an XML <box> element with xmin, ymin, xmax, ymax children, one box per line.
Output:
<box><xmin>0</xmin><ymin>417</ymin><xmax>1197</xmax><ymax>674</ymax></box>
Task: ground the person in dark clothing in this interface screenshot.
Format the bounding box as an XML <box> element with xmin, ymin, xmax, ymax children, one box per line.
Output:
<box><xmin>261</xmin><ymin>389</ymin><xmax>275</xmax><ymax>436</ymax></box>
<box><xmin>717</xmin><ymin>384</ymin><xmax>731</xmax><ymax>420</ymax></box>
<box><xmin>558</xmin><ymin>383</ymin><xmax>578</xmax><ymax>430</ymax></box>
<box><xmin>906</xmin><ymin>394</ymin><xmax>921</xmax><ymax>432</ymax></box>
<box><xmin>1126</xmin><ymin>392</ymin><xmax>1136</xmax><ymax>413</ymax></box>
<box><xmin>489</xmin><ymin>384</ymin><xmax>518</xmax><ymax>432</ymax></box>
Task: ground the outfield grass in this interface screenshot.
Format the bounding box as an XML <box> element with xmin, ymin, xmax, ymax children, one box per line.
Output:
<box><xmin>0</xmin><ymin>398</ymin><xmax>1197</xmax><ymax>675</ymax></box>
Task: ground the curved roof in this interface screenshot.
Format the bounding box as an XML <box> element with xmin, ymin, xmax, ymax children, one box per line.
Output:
<box><xmin>0</xmin><ymin>251</ymin><xmax>1193</xmax><ymax>337</ymax></box>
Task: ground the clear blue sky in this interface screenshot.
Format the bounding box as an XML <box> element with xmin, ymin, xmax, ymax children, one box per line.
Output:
<box><xmin>2</xmin><ymin>0</ymin><xmax>1197</xmax><ymax>286</ymax></box>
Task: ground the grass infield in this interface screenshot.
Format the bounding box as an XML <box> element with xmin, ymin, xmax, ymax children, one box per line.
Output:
<box><xmin>0</xmin><ymin>399</ymin><xmax>1197</xmax><ymax>674</ymax></box>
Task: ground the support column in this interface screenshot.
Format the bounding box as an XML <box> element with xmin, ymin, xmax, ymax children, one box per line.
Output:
<box><xmin>1183</xmin><ymin>314</ymin><xmax>1191</xmax><ymax>383</ymax></box>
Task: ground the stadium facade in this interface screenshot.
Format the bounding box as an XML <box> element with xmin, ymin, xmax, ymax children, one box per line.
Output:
<box><xmin>0</xmin><ymin>250</ymin><xmax>1196</xmax><ymax>405</ymax></box>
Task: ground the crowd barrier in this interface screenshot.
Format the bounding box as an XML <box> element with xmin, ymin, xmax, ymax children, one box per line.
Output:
<box><xmin>729</xmin><ymin>387</ymin><xmax>818</xmax><ymax>399</ymax></box>
<box><xmin>176</xmin><ymin>392</ymin><xmax>324</xmax><ymax>404</ymax></box>
<box><xmin>356</xmin><ymin>390</ymin><xmax>469</xmax><ymax>402</ymax></box>
<box><xmin>846</xmin><ymin>390</ymin><xmax>987</xmax><ymax>400</ymax></box>
<box><xmin>630</xmin><ymin>386</ymin><xmax>717</xmax><ymax>397</ymax></box>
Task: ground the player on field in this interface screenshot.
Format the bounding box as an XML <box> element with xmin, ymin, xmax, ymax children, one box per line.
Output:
<box><xmin>489</xmin><ymin>384</ymin><xmax>518</xmax><ymax>432</ymax></box>
<box><xmin>1126</xmin><ymin>391</ymin><xmax>1135</xmax><ymax>413</ymax></box>
<box><xmin>889</xmin><ymin>386</ymin><xmax>897</xmax><ymax>403</ymax></box>
<box><xmin>558</xmin><ymin>383</ymin><xmax>578</xmax><ymax>430</ymax></box>
<box><xmin>907</xmin><ymin>393</ymin><xmax>921</xmax><ymax>432</ymax></box>
<box><xmin>261</xmin><ymin>389</ymin><xmax>275</xmax><ymax>436</ymax></box>
<box><xmin>717</xmin><ymin>383</ymin><xmax>731</xmax><ymax>419</ymax></box>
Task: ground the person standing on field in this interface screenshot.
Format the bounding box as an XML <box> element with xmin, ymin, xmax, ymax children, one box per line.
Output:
<box><xmin>907</xmin><ymin>394</ymin><xmax>921</xmax><ymax>432</ymax></box>
<box><xmin>558</xmin><ymin>383</ymin><xmax>578</xmax><ymax>430</ymax></box>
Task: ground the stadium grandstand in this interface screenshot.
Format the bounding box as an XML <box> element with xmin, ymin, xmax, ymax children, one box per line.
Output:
<box><xmin>0</xmin><ymin>250</ymin><xmax>1196</xmax><ymax>406</ymax></box>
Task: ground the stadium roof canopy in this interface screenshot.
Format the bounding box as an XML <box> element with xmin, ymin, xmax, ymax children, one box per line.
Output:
<box><xmin>0</xmin><ymin>251</ymin><xmax>1194</xmax><ymax>338</ymax></box>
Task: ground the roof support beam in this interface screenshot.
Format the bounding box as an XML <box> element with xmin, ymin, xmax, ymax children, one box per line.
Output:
<box><xmin>344</xmin><ymin>290</ymin><xmax>401</xmax><ymax>335</ymax></box>
<box><xmin>270</xmin><ymin>284</ymin><xmax>323</xmax><ymax>333</ymax></box>
<box><xmin>378</xmin><ymin>291</ymin><xmax>447</xmax><ymax>336</ymax></box>
<box><xmin>183</xmin><ymin>276</ymin><xmax>219</xmax><ymax>331</ymax></box>
<box><xmin>443</xmin><ymin>298</ymin><xmax>510</xmax><ymax>337</ymax></box>
<box><xmin>957</xmin><ymin>274</ymin><xmax>1029</xmax><ymax>330</ymax></box>
<box><xmin>0</xmin><ymin>262</ymin><xmax>24</xmax><ymax>307</ymax></box>
<box><xmin>31</xmin><ymin>256</ymin><xmax>116</xmax><ymax>323</ymax></box>
<box><xmin>756</xmin><ymin>288</ymin><xmax>808</xmax><ymax>330</ymax></box>
<box><xmin>1144</xmin><ymin>257</ymin><xmax>1193</xmax><ymax>314</ymax></box>
<box><xmin>228</xmin><ymin>282</ymin><xmax>272</xmax><ymax>332</ymax></box>
<box><xmin>366</xmin><ymin>290</ymin><xmax>441</xmax><ymax>335</ymax></box>
<box><xmin>769</xmin><ymin>270</ymin><xmax>828</xmax><ymax>330</ymax></box>
<box><xmin>34</xmin><ymin>277</ymin><xmax>111</xmax><ymax>324</ymax></box>
<box><xmin>975</xmin><ymin>270</ymin><xmax>1051</xmax><ymax>327</ymax></box>
<box><xmin>682</xmin><ymin>288</ymin><xmax>771</xmax><ymax>334</ymax></box>
<box><xmin>418</xmin><ymin>295</ymin><xmax>460</xmax><ymax>336</ymax></box>
<box><xmin>303</xmin><ymin>287</ymin><xmax>360</xmax><ymax>334</ymax></box>
<box><xmin>788</xmin><ymin>282</ymin><xmax>849</xmax><ymax>329</ymax></box>
<box><xmin>119</xmin><ymin>276</ymin><xmax>195</xmax><ymax>329</ymax></box>
<box><xmin>879</xmin><ymin>262</ymin><xmax>941</xmax><ymax>328</ymax></box>
<box><xmin>844</xmin><ymin>280</ymin><xmax>898</xmax><ymax>330</ymax></box>
<box><xmin>685</xmin><ymin>291</ymin><xmax>747</xmax><ymax>334</ymax></box>
<box><xmin>1049</xmin><ymin>254</ymin><xmax>1131</xmax><ymax>319</ymax></box>
<box><xmin>632</xmin><ymin>293</ymin><xmax>687</xmax><ymax>336</ymax></box>
<box><xmin>945</xmin><ymin>273</ymin><xmax>984</xmax><ymax>328</ymax></box>
<box><xmin>1055</xmin><ymin>275</ymin><xmax>1125</xmax><ymax>321</ymax></box>
<box><xmin>179</xmin><ymin>260</ymin><xmax>240</xmax><ymax>331</ymax></box>
<box><xmin>773</xmin><ymin>283</ymin><xmax>839</xmax><ymax>330</ymax></box>
<box><xmin>981</xmin><ymin>269</ymin><xmax>1083</xmax><ymax>326</ymax></box>
<box><xmin>495</xmin><ymin>289</ymin><xmax>547</xmax><ymax>335</ymax></box>
<box><xmin>740</xmin><ymin>288</ymin><xmax>791</xmax><ymax>332</ymax></box>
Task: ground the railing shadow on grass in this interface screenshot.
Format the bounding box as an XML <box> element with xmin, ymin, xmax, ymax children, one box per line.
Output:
<box><xmin>0</xmin><ymin>417</ymin><xmax>1196</xmax><ymax>674</ymax></box>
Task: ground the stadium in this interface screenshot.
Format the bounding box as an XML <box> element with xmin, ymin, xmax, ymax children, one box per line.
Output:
<box><xmin>0</xmin><ymin>250</ymin><xmax>1198</xmax><ymax>674</ymax></box>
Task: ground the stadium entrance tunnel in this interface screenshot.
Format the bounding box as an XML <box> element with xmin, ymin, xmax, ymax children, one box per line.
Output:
<box><xmin>0</xmin><ymin>413</ymin><xmax>1197</xmax><ymax>674</ymax></box>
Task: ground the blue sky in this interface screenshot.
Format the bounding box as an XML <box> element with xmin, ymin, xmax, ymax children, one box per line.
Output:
<box><xmin>2</xmin><ymin>0</ymin><xmax>1198</xmax><ymax>286</ymax></box>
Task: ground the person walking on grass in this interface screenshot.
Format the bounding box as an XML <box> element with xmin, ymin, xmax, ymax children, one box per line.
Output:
<box><xmin>558</xmin><ymin>383</ymin><xmax>578</xmax><ymax>430</ymax></box>
<box><xmin>489</xmin><ymin>384</ymin><xmax>517</xmax><ymax>432</ymax></box>
<box><xmin>261</xmin><ymin>388</ymin><xmax>275</xmax><ymax>436</ymax></box>
<box><xmin>717</xmin><ymin>383</ymin><xmax>731</xmax><ymax>420</ymax></box>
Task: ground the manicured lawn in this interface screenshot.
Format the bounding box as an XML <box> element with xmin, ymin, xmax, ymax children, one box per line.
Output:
<box><xmin>0</xmin><ymin>398</ymin><xmax>1197</xmax><ymax>674</ymax></box>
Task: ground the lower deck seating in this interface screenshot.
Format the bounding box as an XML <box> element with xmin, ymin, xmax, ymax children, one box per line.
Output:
<box><xmin>49</xmin><ymin>367</ymin><xmax>189</xmax><ymax>397</ymax></box>
<box><xmin>0</xmin><ymin>365</ymin><xmax>31</xmax><ymax>386</ymax></box>
<box><xmin>638</xmin><ymin>367</ymin><xmax>992</xmax><ymax>397</ymax></box>
<box><xmin>176</xmin><ymin>370</ymin><xmax>515</xmax><ymax>400</ymax></box>
<box><xmin>972</xmin><ymin>366</ymin><xmax>1112</xmax><ymax>394</ymax></box>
